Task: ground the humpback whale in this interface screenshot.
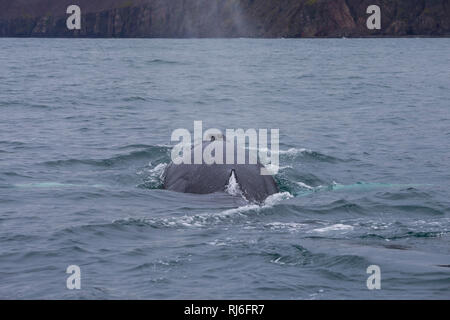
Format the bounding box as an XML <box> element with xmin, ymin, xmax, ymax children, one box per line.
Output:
<box><xmin>163</xmin><ymin>136</ymin><xmax>279</xmax><ymax>202</ymax></box>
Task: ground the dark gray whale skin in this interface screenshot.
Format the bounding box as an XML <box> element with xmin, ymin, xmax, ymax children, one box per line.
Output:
<box><xmin>163</xmin><ymin>140</ymin><xmax>279</xmax><ymax>203</ymax></box>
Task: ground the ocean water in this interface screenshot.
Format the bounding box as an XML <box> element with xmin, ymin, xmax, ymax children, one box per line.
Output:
<box><xmin>0</xmin><ymin>38</ymin><xmax>449</xmax><ymax>299</ymax></box>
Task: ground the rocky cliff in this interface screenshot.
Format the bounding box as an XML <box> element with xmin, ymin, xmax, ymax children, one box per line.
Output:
<box><xmin>0</xmin><ymin>0</ymin><xmax>449</xmax><ymax>37</ymax></box>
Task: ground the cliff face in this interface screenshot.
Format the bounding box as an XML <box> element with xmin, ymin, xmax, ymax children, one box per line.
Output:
<box><xmin>0</xmin><ymin>0</ymin><xmax>449</xmax><ymax>37</ymax></box>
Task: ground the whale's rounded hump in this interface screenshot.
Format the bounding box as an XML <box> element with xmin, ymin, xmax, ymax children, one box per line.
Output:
<box><xmin>163</xmin><ymin>140</ymin><xmax>278</xmax><ymax>202</ymax></box>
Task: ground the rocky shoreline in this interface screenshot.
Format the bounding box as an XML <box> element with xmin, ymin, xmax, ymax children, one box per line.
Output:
<box><xmin>0</xmin><ymin>0</ymin><xmax>449</xmax><ymax>38</ymax></box>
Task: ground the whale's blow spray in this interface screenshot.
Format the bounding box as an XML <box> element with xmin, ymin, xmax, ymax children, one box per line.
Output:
<box><xmin>182</xmin><ymin>0</ymin><xmax>253</xmax><ymax>37</ymax></box>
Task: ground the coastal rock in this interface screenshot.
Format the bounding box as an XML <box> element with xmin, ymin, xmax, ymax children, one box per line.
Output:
<box><xmin>0</xmin><ymin>0</ymin><xmax>449</xmax><ymax>37</ymax></box>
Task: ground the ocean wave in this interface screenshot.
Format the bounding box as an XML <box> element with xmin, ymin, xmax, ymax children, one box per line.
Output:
<box><xmin>360</xmin><ymin>230</ymin><xmax>449</xmax><ymax>240</ymax></box>
<box><xmin>311</xmin><ymin>224</ymin><xmax>354</xmax><ymax>233</ymax></box>
<box><xmin>41</xmin><ymin>145</ymin><xmax>171</xmax><ymax>168</ymax></box>
<box><xmin>137</xmin><ymin>162</ymin><xmax>167</xmax><ymax>189</ymax></box>
<box><xmin>122</xmin><ymin>96</ymin><xmax>147</xmax><ymax>102</ymax></box>
<box><xmin>296</xmin><ymin>181</ymin><xmax>315</xmax><ymax>189</ymax></box>
<box><xmin>279</xmin><ymin>180</ymin><xmax>435</xmax><ymax>201</ymax></box>
<box><xmin>280</xmin><ymin>148</ymin><xmax>343</xmax><ymax>163</ymax></box>
<box><xmin>247</xmin><ymin>146</ymin><xmax>343</xmax><ymax>163</ymax></box>
<box><xmin>270</xmin><ymin>252</ymin><xmax>366</xmax><ymax>271</ymax></box>
<box><xmin>13</xmin><ymin>182</ymin><xmax>107</xmax><ymax>189</ymax></box>
<box><xmin>113</xmin><ymin>192</ymin><xmax>293</xmax><ymax>229</ymax></box>
<box><xmin>116</xmin><ymin>144</ymin><xmax>155</xmax><ymax>150</ymax></box>
<box><xmin>264</xmin><ymin>222</ymin><xmax>308</xmax><ymax>232</ymax></box>
<box><xmin>145</xmin><ymin>59</ymin><xmax>182</xmax><ymax>65</ymax></box>
<box><xmin>0</xmin><ymin>140</ymin><xmax>26</xmax><ymax>148</ymax></box>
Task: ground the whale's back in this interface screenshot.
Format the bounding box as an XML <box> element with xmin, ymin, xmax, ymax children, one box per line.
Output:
<box><xmin>163</xmin><ymin>140</ymin><xmax>278</xmax><ymax>202</ymax></box>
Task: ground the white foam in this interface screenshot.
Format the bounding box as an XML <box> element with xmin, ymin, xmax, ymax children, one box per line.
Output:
<box><xmin>261</xmin><ymin>163</ymin><xmax>292</xmax><ymax>174</ymax></box>
<box><xmin>247</xmin><ymin>146</ymin><xmax>311</xmax><ymax>155</ymax></box>
<box><xmin>207</xmin><ymin>239</ymin><xmax>229</xmax><ymax>246</ymax></box>
<box><xmin>271</xmin><ymin>257</ymin><xmax>286</xmax><ymax>265</ymax></box>
<box><xmin>280</xmin><ymin>147</ymin><xmax>311</xmax><ymax>155</ymax></box>
<box><xmin>265</xmin><ymin>222</ymin><xmax>307</xmax><ymax>232</ymax></box>
<box><xmin>263</xmin><ymin>192</ymin><xmax>293</xmax><ymax>206</ymax></box>
<box><xmin>149</xmin><ymin>163</ymin><xmax>167</xmax><ymax>178</ymax></box>
<box><xmin>116</xmin><ymin>191</ymin><xmax>293</xmax><ymax>229</ymax></box>
<box><xmin>219</xmin><ymin>203</ymin><xmax>261</xmax><ymax>217</ymax></box>
<box><xmin>312</xmin><ymin>224</ymin><xmax>354</xmax><ymax>233</ymax></box>
<box><xmin>225</xmin><ymin>170</ymin><xmax>243</xmax><ymax>197</ymax></box>
<box><xmin>296</xmin><ymin>181</ymin><xmax>314</xmax><ymax>189</ymax></box>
